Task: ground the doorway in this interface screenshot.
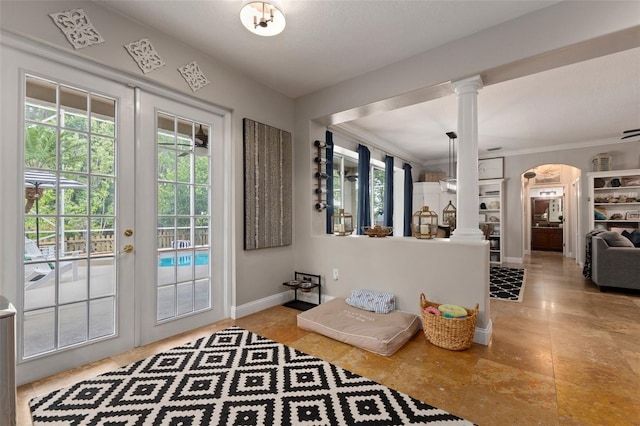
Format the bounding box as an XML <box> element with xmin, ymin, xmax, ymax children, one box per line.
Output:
<box><xmin>3</xmin><ymin>46</ymin><xmax>229</xmax><ymax>384</ymax></box>
<box><xmin>521</xmin><ymin>164</ymin><xmax>581</xmax><ymax>259</ymax></box>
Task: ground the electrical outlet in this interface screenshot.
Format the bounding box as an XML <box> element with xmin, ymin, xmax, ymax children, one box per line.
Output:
<box><xmin>332</xmin><ymin>268</ymin><xmax>339</xmax><ymax>280</ymax></box>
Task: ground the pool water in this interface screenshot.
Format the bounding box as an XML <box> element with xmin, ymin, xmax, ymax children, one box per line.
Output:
<box><xmin>158</xmin><ymin>252</ymin><xmax>209</xmax><ymax>267</ymax></box>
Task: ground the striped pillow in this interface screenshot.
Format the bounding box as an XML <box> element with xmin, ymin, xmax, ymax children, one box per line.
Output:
<box><xmin>346</xmin><ymin>289</ymin><xmax>396</xmax><ymax>314</ymax></box>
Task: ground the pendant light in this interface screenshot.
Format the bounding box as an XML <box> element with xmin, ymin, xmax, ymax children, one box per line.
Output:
<box><xmin>439</xmin><ymin>131</ymin><xmax>457</xmax><ymax>194</ymax></box>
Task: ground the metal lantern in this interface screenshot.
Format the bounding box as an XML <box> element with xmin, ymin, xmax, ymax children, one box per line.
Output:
<box><xmin>442</xmin><ymin>200</ymin><xmax>457</xmax><ymax>231</ymax></box>
<box><xmin>332</xmin><ymin>208</ymin><xmax>354</xmax><ymax>236</ymax></box>
<box><xmin>412</xmin><ymin>206</ymin><xmax>438</xmax><ymax>239</ymax></box>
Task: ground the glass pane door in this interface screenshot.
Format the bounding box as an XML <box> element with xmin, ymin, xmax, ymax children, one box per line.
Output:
<box><xmin>8</xmin><ymin>48</ymin><xmax>136</xmax><ymax>385</ymax></box>
<box><xmin>23</xmin><ymin>75</ymin><xmax>121</xmax><ymax>357</ymax></box>
<box><xmin>156</xmin><ymin>113</ymin><xmax>211</xmax><ymax>321</ymax></box>
<box><xmin>136</xmin><ymin>91</ymin><xmax>225</xmax><ymax>345</ymax></box>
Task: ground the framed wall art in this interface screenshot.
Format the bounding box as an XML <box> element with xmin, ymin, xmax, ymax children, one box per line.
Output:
<box><xmin>478</xmin><ymin>157</ymin><xmax>503</xmax><ymax>180</ymax></box>
<box><xmin>243</xmin><ymin>118</ymin><xmax>292</xmax><ymax>250</ymax></box>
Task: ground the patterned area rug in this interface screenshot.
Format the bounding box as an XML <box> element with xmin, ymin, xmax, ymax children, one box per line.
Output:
<box><xmin>30</xmin><ymin>326</ymin><xmax>474</xmax><ymax>425</ymax></box>
<box><xmin>490</xmin><ymin>267</ymin><xmax>526</xmax><ymax>302</ymax></box>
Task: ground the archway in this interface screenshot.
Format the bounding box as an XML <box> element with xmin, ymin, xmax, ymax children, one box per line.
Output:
<box><xmin>521</xmin><ymin>164</ymin><xmax>582</xmax><ymax>260</ymax></box>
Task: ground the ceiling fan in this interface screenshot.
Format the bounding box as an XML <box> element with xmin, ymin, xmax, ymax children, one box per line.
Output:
<box><xmin>159</xmin><ymin>124</ymin><xmax>209</xmax><ymax>156</ymax></box>
<box><xmin>621</xmin><ymin>128</ymin><xmax>640</xmax><ymax>140</ymax></box>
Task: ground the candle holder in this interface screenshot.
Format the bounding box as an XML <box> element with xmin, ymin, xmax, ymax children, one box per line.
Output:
<box><xmin>412</xmin><ymin>206</ymin><xmax>438</xmax><ymax>239</ymax></box>
<box><xmin>442</xmin><ymin>200</ymin><xmax>456</xmax><ymax>231</ymax></box>
<box><xmin>331</xmin><ymin>208</ymin><xmax>353</xmax><ymax>236</ymax></box>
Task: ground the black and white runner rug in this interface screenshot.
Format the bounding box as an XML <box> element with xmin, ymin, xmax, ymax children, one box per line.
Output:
<box><xmin>30</xmin><ymin>326</ymin><xmax>473</xmax><ymax>425</ymax></box>
<box><xmin>490</xmin><ymin>267</ymin><xmax>526</xmax><ymax>302</ymax></box>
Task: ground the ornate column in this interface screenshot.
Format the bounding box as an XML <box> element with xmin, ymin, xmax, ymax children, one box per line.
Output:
<box><xmin>451</xmin><ymin>75</ymin><xmax>484</xmax><ymax>241</ymax></box>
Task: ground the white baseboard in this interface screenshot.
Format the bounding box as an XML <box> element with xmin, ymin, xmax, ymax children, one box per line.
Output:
<box><xmin>504</xmin><ymin>256</ymin><xmax>523</xmax><ymax>264</ymax></box>
<box><xmin>473</xmin><ymin>320</ymin><xmax>492</xmax><ymax>345</ymax></box>
<box><xmin>231</xmin><ymin>291</ymin><xmax>291</xmax><ymax>319</ymax></box>
<box><xmin>231</xmin><ymin>291</ymin><xmax>335</xmax><ymax>319</ymax></box>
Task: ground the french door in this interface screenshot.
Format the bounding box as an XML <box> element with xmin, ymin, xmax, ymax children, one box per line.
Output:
<box><xmin>2</xmin><ymin>43</ymin><xmax>227</xmax><ymax>384</ymax></box>
<box><xmin>135</xmin><ymin>91</ymin><xmax>226</xmax><ymax>345</ymax></box>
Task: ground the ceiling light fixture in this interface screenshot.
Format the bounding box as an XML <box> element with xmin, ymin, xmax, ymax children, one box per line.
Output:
<box><xmin>439</xmin><ymin>131</ymin><xmax>457</xmax><ymax>194</ymax></box>
<box><xmin>240</xmin><ymin>0</ymin><xmax>286</xmax><ymax>36</ymax></box>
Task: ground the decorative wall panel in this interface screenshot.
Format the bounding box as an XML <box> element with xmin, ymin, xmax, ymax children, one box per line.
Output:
<box><xmin>49</xmin><ymin>9</ymin><xmax>104</xmax><ymax>49</ymax></box>
<box><xmin>243</xmin><ymin>118</ymin><xmax>292</xmax><ymax>250</ymax></box>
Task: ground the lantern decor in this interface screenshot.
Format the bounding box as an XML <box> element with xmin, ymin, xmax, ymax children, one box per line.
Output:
<box><xmin>412</xmin><ymin>206</ymin><xmax>438</xmax><ymax>239</ymax></box>
<box><xmin>442</xmin><ymin>200</ymin><xmax>457</xmax><ymax>231</ymax></box>
<box><xmin>332</xmin><ymin>208</ymin><xmax>354</xmax><ymax>236</ymax></box>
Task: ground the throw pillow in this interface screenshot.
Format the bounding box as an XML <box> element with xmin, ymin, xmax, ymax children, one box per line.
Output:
<box><xmin>622</xmin><ymin>230</ymin><xmax>640</xmax><ymax>248</ymax></box>
<box><xmin>600</xmin><ymin>231</ymin><xmax>635</xmax><ymax>247</ymax></box>
<box><xmin>346</xmin><ymin>289</ymin><xmax>395</xmax><ymax>314</ymax></box>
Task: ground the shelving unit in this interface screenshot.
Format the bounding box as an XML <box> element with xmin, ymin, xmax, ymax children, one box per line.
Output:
<box><xmin>588</xmin><ymin>169</ymin><xmax>640</xmax><ymax>231</ymax></box>
<box><xmin>478</xmin><ymin>179</ymin><xmax>504</xmax><ymax>264</ymax></box>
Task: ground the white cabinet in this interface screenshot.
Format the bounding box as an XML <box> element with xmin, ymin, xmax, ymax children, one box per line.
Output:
<box><xmin>588</xmin><ymin>169</ymin><xmax>640</xmax><ymax>231</ymax></box>
<box><xmin>479</xmin><ymin>179</ymin><xmax>504</xmax><ymax>264</ymax></box>
<box><xmin>412</xmin><ymin>182</ymin><xmax>456</xmax><ymax>228</ymax></box>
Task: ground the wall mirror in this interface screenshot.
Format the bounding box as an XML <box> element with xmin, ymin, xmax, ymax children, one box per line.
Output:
<box><xmin>532</xmin><ymin>197</ymin><xmax>563</xmax><ymax>226</ymax></box>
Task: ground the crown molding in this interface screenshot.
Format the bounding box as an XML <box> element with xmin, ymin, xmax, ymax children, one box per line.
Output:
<box><xmin>329</xmin><ymin>123</ymin><xmax>423</xmax><ymax>166</ymax></box>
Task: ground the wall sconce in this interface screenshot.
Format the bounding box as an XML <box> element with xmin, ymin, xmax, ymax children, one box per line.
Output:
<box><xmin>240</xmin><ymin>0</ymin><xmax>286</xmax><ymax>36</ymax></box>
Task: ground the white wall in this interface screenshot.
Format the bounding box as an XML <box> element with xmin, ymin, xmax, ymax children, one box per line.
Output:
<box><xmin>293</xmin><ymin>2</ymin><xmax>640</xmax><ymax>338</ymax></box>
<box><xmin>0</xmin><ymin>1</ymin><xmax>296</xmax><ymax>307</ymax></box>
<box><xmin>503</xmin><ymin>142</ymin><xmax>640</xmax><ymax>262</ymax></box>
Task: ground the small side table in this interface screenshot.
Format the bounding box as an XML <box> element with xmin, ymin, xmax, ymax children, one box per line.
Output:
<box><xmin>282</xmin><ymin>271</ymin><xmax>321</xmax><ymax>311</ymax></box>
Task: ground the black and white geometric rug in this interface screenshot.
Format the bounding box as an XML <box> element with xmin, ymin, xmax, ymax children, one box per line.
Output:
<box><xmin>30</xmin><ymin>326</ymin><xmax>474</xmax><ymax>425</ymax></box>
<box><xmin>490</xmin><ymin>267</ymin><xmax>526</xmax><ymax>302</ymax></box>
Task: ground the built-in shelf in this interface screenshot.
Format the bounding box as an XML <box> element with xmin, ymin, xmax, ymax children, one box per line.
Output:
<box><xmin>588</xmin><ymin>169</ymin><xmax>640</xmax><ymax>231</ymax></box>
<box><xmin>479</xmin><ymin>179</ymin><xmax>504</xmax><ymax>264</ymax></box>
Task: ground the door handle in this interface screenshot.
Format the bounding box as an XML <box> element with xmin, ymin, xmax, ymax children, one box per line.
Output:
<box><xmin>120</xmin><ymin>244</ymin><xmax>134</xmax><ymax>254</ymax></box>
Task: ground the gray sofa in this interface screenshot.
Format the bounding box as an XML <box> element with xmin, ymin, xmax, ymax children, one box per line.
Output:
<box><xmin>591</xmin><ymin>235</ymin><xmax>640</xmax><ymax>290</ymax></box>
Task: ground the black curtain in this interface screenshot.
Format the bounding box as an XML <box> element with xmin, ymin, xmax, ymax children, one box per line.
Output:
<box><xmin>384</xmin><ymin>155</ymin><xmax>394</xmax><ymax>228</ymax></box>
<box><xmin>325</xmin><ymin>131</ymin><xmax>334</xmax><ymax>234</ymax></box>
<box><xmin>403</xmin><ymin>163</ymin><xmax>413</xmax><ymax>236</ymax></box>
<box><xmin>357</xmin><ymin>144</ymin><xmax>371</xmax><ymax>234</ymax></box>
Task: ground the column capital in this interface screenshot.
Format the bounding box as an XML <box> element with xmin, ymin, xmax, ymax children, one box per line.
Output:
<box><xmin>452</xmin><ymin>75</ymin><xmax>484</xmax><ymax>94</ymax></box>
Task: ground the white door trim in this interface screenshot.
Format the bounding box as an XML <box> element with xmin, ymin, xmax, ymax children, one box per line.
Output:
<box><xmin>1</xmin><ymin>33</ymin><xmax>233</xmax><ymax>385</ymax></box>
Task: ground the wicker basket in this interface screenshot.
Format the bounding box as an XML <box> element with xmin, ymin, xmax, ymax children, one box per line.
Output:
<box><xmin>419</xmin><ymin>293</ymin><xmax>478</xmax><ymax>351</ymax></box>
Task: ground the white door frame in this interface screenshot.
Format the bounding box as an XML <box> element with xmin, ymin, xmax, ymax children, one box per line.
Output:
<box><xmin>135</xmin><ymin>89</ymin><xmax>228</xmax><ymax>345</ymax></box>
<box><xmin>1</xmin><ymin>33</ymin><xmax>233</xmax><ymax>385</ymax></box>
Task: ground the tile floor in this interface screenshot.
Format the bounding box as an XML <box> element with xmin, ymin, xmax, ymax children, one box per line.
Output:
<box><xmin>16</xmin><ymin>252</ymin><xmax>640</xmax><ymax>425</ymax></box>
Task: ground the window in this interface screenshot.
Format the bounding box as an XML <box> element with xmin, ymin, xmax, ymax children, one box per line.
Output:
<box><xmin>156</xmin><ymin>113</ymin><xmax>211</xmax><ymax>321</ymax></box>
<box><xmin>332</xmin><ymin>147</ymin><xmax>392</xmax><ymax>228</ymax></box>
<box><xmin>332</xmin><ymin>152</ymin><xmax>359</xmax><ymax>219</ymax></box>
<box><xmin>23</xmin><ymin>75</ymin><xmax>118</xmax><ymax>357</ymax></box>
<box><xmin>371</xmin><ymin>165</ymin><xmax>385</xmax><ymax>225</ymax></box>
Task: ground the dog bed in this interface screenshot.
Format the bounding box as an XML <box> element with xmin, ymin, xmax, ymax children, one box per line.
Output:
<box><xmin>297</xmin><ymin>297</ymin><xmax>419</xmax><ymax>356</ymax></box>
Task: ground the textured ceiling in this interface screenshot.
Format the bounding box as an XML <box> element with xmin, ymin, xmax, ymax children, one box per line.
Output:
<box><xmin>94</xmin><ymin>1</ymin><xmax>639</xmax><ymax>163</ymax></box>
<box><xmin>95</xmin><ymin>0</ymin><xmax>559</xmax><ymax>98</ymax></box>
<box><xmin>342</xmin><ymin>46</ymin><xmax>640</xmax><ymax>162</ymax></box>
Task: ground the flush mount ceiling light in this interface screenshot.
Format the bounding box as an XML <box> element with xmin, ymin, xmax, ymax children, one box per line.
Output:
<box><xmin>240</xmin><ymin>0</ymin><xmax>286</xmax><ymax>36</ymax></box>
<box><xmin>439</xmin><ymin>131</ymin><xmax>458</xmax><ymax>194</ymax></box>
